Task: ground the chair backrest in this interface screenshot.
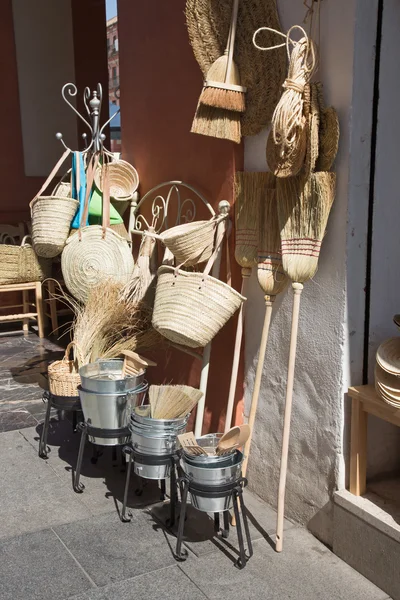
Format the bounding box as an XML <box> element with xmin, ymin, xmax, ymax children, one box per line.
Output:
<box><xmin>0</xmin><ymin>223</ymin><xmax>26</xmax><ymax>245</ymax></box>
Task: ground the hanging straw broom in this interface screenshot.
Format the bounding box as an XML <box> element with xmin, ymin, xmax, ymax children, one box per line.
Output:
<box><xmin>122</xmin><ymin>227</ymin><xmax>158</xmax><ymax>305</ymax></box>
<box><xmin>198</xmin><ymin>0</ymin><xmax>246</xmax><ymax>113</ymax></box>
<box><xmin>241</xmin><ymin>178</ymin><xmax>288</xmax><ymax>477</ymax></box>
<box><xmin>191</xmin><ymin>0</ymin><xmax>243</xmax><ymax>143</ymax></box>
<box><xmin>224</xmin><ymin>172</ymin><xmax>271</xmax><ymax>433</ymax></box>
<box><xmin>275</xmin><ymin>171</ymin><xmax>336</xmax><ymax>552</ymax></box>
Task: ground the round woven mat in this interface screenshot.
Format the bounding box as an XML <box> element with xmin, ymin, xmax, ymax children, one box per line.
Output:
<box><xmin>186</xmin><ymin>0</ymin><xmax>287</xmax><ymax>136</ymax></box>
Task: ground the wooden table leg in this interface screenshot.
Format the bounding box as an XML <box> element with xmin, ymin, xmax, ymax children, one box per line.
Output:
<box><xmin>350</xmin><ymin>397</ymin><xmax>368</xmax><ymax>496</ymax></box>
<box><xmin>35</xmin><ymin>282</ymin><xmax>45</xmax><ymax>339</ymax></box>
<box><xmin>22</xmin><ymin>290</ymin><xmax>29</xmax><ymax>335</ymax></box>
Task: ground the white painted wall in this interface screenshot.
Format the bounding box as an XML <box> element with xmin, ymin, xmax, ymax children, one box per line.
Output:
<box><xmin>243</xmin><ymin>0</ymin><xmax>358</xmax><ymax>544</ymax></box>
<box><xmin>12</xmin><ymin>0</ymin><xmax>78</xmax><ymax>176</ymax></box>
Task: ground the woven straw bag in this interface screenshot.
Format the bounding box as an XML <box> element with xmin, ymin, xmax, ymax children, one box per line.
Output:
<box><xmin>48</xmin><ymin>342</ymin><xmax>83</xmax><ymax>397</ymax></box>
<box><xmin>94</xmin><ymin>159</ymin><xmax>139</xmax><ymax>201</ymax></box>
<box><xmin>0</xmin><ymin>236</ymin><xmax>51</xmax><ymax>285</ymax></box>
<box><xmin>30</xmin><ymin>150</ymin><xmax>78</xmax><ymax>258</ymax></box>
<box><xmin>152</xmin><ymin>223</ymin><xmax>245</xmax><ymax>347</ymax></box>
<box><xmin>62</xmin><ymin>155</ymin><xmax>134</xmax><ymax>303</ymax></box>
<box><xmin>159</xmin><ymin>214</ymin><xmax>226</xmax><ymax>267</ymax></box>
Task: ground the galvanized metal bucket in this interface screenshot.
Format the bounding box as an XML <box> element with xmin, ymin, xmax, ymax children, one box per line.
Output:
<box><xmin>79</xmin><ymin>359</ymin><xmax>145</xmax><ymax>394</ymax></box>
<box><xmin>181</xmin><ymin>450</ymin><xmax>243</xmax><ymax>513</ymax></box>
<box><xmin>181</xmin><ymin>433</ymin><xmax>237</xmax><ymax>468</ymax></box>
<box><xmin>129</xmin><ymin>405</ymin><xmax>188</xmax><ymax>456</ymax></box>
<box><xmin>78</xmin><ymin>381</ymin><xmax>148</xmax><ymax>445</ymax></box>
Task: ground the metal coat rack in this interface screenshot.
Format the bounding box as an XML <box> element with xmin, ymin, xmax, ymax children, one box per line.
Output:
<box><xmin>56</xmin><ymin>82</ymin><xmax>119</xmax><ymax>155</ymax></box>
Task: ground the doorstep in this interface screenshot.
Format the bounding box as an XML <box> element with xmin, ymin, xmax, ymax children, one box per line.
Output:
<box><xmin>333</xmin><ymin>488</ymin><xmax>400</xmax><ymax>600</ymax></box>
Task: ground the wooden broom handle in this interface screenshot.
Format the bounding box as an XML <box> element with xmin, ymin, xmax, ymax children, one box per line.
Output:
<box><xmin>241</xmin><ymin>295</ymin><xmax>274</xmax><ymax>477</ymax></box>
<box><xmin>276</xmin><ymin>282</ymin><xmax>303</xmax><ymax>553</ymax></box>
<box><xmin>225</xmin><ymin>0</ymin><xmax>240</xmax><ymax>83</ymax></box>
<box><xmin>224</xmin><ymin>267</ymin><xmax>252</xmax><ymax>433</ymax></box>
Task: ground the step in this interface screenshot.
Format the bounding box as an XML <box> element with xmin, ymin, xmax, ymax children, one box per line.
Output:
<box><xmin>333</xmin><ymin>488</ymin><xmax>400</xmax><ymax>599</ymax></box>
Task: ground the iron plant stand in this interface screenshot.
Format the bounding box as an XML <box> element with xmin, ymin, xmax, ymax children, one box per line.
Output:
<box><xmin>73</xmin><ymin>422</ymin><xmax>130</xmax><ymax>493</ymax></box>
<box><xmin>39</xmin><ymin>391</ymin><xmax>81</xmax><ymax>459</ymax></box>
<box><xmin>175</xmin><ymin>477</ymin><xmax>253</xmax><ymax>569</ymax></box>
<box><xmin>121</xmin><ymin>446</ymin><xmax>179</xmax><ymax>526</ymax></box>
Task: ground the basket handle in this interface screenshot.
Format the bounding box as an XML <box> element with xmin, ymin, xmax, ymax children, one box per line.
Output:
<box><xmin>101</xmin><ymin>158</ymin><xmax>111</xmax><ymax>237</ymax></box>
<box><xmin>21</xmin><ymin>235</ymin><xmax>32</xmax><ymax>247</ymax></box>
<box><xmin>30</xmin><ymin>149</ymin><xmax>71</xmax><ymax>208</ymax></box>
<box><xmin>51</xmin><ymin>167</ymin><xmax>72</xmax><ymax>196</ymax></box>
<box><xmin>78</xmin><ymin>153</ymin><xmax>100</xmax><ymax>235</ymax></box>
<box><xmin>203</xmin><ymin>218</ymin><xmax>228</xmax><ymax>278</ymax></box>
<box><xmin>64</xmin><ymin>341</ymin><xmax>84</xmax><ymax>367</ymax></box>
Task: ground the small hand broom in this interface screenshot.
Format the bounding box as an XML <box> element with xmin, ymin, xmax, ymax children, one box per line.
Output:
<box><xmin>275</xmin><ymin>171</ymin><xmax>336</xmax><ymax>552</ymax></box>
<box><xmin>224</xmin><ymin>172</ymin><xmax>274</xmax><ymax>433</ymax></box>
<box><xmin>198</xmin><ymin>0</ymin><xmax>246</xmax><ymax>113</ymax></box>
<box><xmin>191</xmin><ymin>0</ymin><xmax>243</xmax><ymax>143</ymax></box>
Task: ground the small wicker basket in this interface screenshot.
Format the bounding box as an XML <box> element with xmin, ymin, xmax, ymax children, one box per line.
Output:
<box><xmin>94</xmin><ymin>160</ymin><xmax>139</xmax><ymax>201</ymax></box>
<box><xmin>0</xmin><ymin>236</ymin><xmax>52</xmax><ymax>285</ymax></box>
<box><xmin>48</xmin><ymin>342</ymin><xmax>83</xmax><ymax>398</ymax></box>
<box><xmin>159</xmin><ymin>214</ymin><xmax>225</xmax><ymax>267</ymax></box>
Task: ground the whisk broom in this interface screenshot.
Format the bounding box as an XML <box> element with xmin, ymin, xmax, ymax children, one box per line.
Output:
<box><xmin>275</xmin><ymin>171</ymin><xmax>336</xmax><ymax>552</ymax></box>
<box><xmin>122</xmin><ymin>228</ymin><xmax>157</xmax><ymax>305</ymax></box>
<box><xmin>198</xmin><ymin>0</ymin><xmax>246</xmax><ymax>113</ymax></box>
<box><xmin>149</xmin><ymin>385</ymin><xmax>204</xmax><ymax>420</ymax></box>
<box><xmin>241</xmin><ymin>179</ymin><xmax>288</xmax><ymax>477</ymax></box>
<box><xmin>225</xmin><ymin>172</ymin><xmax>272</xmax><ymax>433</ymax></box>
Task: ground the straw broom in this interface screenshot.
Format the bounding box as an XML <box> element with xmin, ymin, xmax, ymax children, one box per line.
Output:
<box><xmin>198</xmin><ymin>0</ymin><xmax>246</xmax><ymax>113</ymax></box>
<box><xmin>241</xmin><ymin>179</ymin><xmax>288</xmax><ymax>476</ymax></box>
<box><xmin>224</xmin><ymin>172</ymin><xmax>272</xmax><ymax>433</ymax></box>
<box><xmin>275</xmin><ymin>171</ymin><xmax>336</xmax><ymax>552</ymax></box>
<box><xmin>122</xmin><ymin>227</ymin><xmax>157</xmax><ymax>305</ymax></box>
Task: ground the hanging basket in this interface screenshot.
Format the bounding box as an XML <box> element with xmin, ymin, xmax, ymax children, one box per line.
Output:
<box><xmin>152</xmin><ymin>265</ymin><xmax>245</xmax><ymax>348</ymax></box>
<box><xmin>30</xmin><ymin>150</ymin><xmax>79</xmax><ymax>258</ymax></box>
<box><xmin>0</xmin><ymin>236</ymin><xmax>52</xmax><ymax>285</ymax></box>
<box><xmin>48</xmin><ymin>342</ymin><xmax>83</xmax><ymax>397</ymax></box>
<box><xmin>94</xmin><ymin>160</ymin><xmax>139</xmax><ymax>201</ymax></box>
<box><xmin>159</xmin><ymin>215</ymin><xmax>225</xmax><ymax>267</ymax></box>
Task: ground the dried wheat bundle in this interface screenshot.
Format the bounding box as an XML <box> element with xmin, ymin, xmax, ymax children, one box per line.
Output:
<box><xmin>277</xmin><ymin>171</ymin><xmax>336</xmax><ymax>283</ymax></box>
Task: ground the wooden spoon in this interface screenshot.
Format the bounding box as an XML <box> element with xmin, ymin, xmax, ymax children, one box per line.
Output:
<box><xmin>216</xmin><ymin>426</ymin><xmax>241</xmax><ymax>455</ymax></box>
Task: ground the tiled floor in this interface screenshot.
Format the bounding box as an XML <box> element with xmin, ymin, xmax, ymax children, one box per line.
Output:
<box><xmin>0</xmin><ymin>332</ymin><xmax>391</xmax><ymax>600</ymax></box>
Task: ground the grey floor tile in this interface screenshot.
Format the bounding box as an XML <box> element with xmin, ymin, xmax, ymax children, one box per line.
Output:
<box><xmin>151</xmin><ymin>488</ymin><xmax>293</xmax><ymax>558</ymax></box>
<box><xmin>179</xmin><ymin>528</ymin><xmax>389</xmax><ymax>600</ymax></box>
<box><xmin>20</xmin><ymin>421</ymin><xmax>162</xmax><ymax>517</ymax></box>
<box><xmin>0</xmin><ymin>408</ymin><xmax>38</xmax><ymax>432</ymax></box>
<box><xmin>68</xmin><ymin>566</ymin><xmax>207</xmax><ymax>600</ymax></box>
<box><xmin>0</xmin><ymin>430</ymin><xmax>91</xmax><ymax>539</ymax></box>
<box><xmin>0</xmin><ymin>528</ymin><xmax>93</xmax><ymax>600</ymax></box>
<box><xmin>54</xmin><ymin>511</ymin><xmax>178</xmax><ymax>587</ymax></box>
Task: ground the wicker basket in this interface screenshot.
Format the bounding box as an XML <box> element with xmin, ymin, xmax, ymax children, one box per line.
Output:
<box><xmin>152</xmin><ymin>265</ymin><xmax>245</xmax><ymax>348</ymax></box>
<box><xmin>0</xmin><ymin>236</ymin><xmax>52</xmax><ymax>285</ymax></box>
<box><xmin>30</xmin><ymin>150</ymin><xmax>79</xmax><ymax>258</ymax></box>
<box><xmin>48</xmin><ymin>342</ymin><xmax>82</xmax><ymax>397</ymax></box>
<box><xmin>94</xmin><ymin>160</ymin><xmax>139</xmax><ymax>201</ymax></box>
<box><xmin>159</xmin><ymin>215</ymin><xmax>225</xmax><ymax>267</ymax></box>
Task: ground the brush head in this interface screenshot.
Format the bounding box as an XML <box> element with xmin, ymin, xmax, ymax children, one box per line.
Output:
<box><xmin>149</xmin><ymin>385</ymin><xmax>203</xmax><ymax>420</ymax></box>
<box><xmin>199</xmin><ymin>55</ymin><xmax>246</xmax><ymax>113</ymax></box>
<box><xmin>257</xmin><ymin>179</ymin><xmax>289</xmax><ymax>297</ymax></box>
<box><xmin>191</xmin><ymin>102</ymin><xmax>241</xmax><ymax>144</ymax></box>
<box><xmin>277</xmin><ymin>172</ymin><xmax>336</xmax><ymax>284</ymax></box>
<box><xmin>234</xmin><ymin>172</ymin><xmax>274</xmax><ymax>269</ymax></box>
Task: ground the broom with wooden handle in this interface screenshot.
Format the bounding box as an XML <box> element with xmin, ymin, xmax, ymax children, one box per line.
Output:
<box><xmin>275</xmin><ymin>171</ymin><xmax>336</xmax><ymax>552</ymax></box>
<box><xmin>224</xmin><ymin>172</ymin><xmax>269</xmax><ymax>433</ymax></box>
<box><xmin>241</xmin><ymin>177</ymin><xmax>288</xmax><ymax>475</ymax></box>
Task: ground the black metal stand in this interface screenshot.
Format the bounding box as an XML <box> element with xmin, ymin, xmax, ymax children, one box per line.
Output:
<box><xmin>73</xmin><ymin>422</ymin><xmax>130</xmax><ymax>493</ymax></box>
<box><xmin>175</xmin><ymin>477</ymin><xmax>253</xmax><ymax>569</ymax></box>
<box><xmin>39</xmin><ymin>391</ymin><xmax>81</xmax><ymax>459</ymax></box>
<box><xmin>120</xmin><ymin>446</ymin><xmax>178</xmax><ymax>526</ymax></box>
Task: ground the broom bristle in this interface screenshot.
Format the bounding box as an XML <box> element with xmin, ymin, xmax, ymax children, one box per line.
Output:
<box><xmin>277</xmin><ymin>172</ymin><xmax>336</xmax><ymax>283</ymax></box>
<box><xmin>235</xmin><ymin>172</ymin><xmax>274</xmax><ymax>269</ymax></box>
<box><xmin>199</xmin><ymin>56</ymin><xmax>245</xmax><ymax>113</ymax></box>
<box><xmin>257</xmin><ymin>180</ymin><xmax>289</xmax><ymax>297</ymax></box>
<box><xmin>150</xmin><ymin>385</ymin><xmax>203</xmax><ymax>419</ymax></box>
<box><xmin>191</xmin><ymin>102</ymin><xmax>241</xmax><ymax>144</ymax></box>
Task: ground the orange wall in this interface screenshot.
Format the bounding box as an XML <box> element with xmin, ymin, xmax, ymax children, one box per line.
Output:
<box><xmin>118</xmin><ymin>0</ymin><xmax>244</xmax><ymax>432</ymax></box>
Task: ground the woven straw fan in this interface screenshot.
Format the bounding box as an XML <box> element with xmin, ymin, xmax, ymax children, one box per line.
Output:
<box><xmin>275</xmin><ymin>171</ymin><xmax>336</xmax><ymax>552</ymax></box>
<box><xmin>241</xmin><ymin>176</ymin><xmax>288</xmax><ymax>477</ymax></box>
<box><xmin>224</xmin><ymin>172</ymin><xmax>265</xmax><ymax>433</ymax></box>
